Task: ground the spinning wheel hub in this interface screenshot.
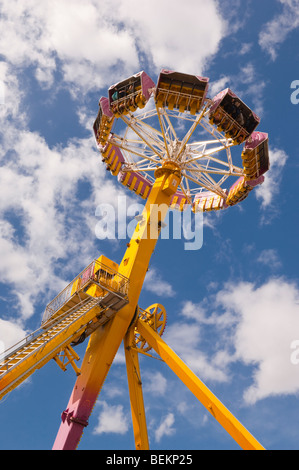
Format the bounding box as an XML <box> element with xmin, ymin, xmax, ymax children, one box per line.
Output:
<box><xmin>134</xmin><ymin>303</ymin><xmax>167</xmax><ymax>353</ymax></box>
<box><xmin>154</xmin><ymin>160</ymin><xmax>181</xmax><ymax>178</ymax></box>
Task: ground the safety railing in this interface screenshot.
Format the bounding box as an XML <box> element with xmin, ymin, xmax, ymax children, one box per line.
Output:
<box><xmin>42</xmin><ymin>259</ymin><xmax>129</xmax><ymax>324</ymax></box>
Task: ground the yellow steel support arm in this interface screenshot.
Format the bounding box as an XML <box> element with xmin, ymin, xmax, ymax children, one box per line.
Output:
<box><xmin>0</xmin><ymin>298</ymin><xmax>101</xmax><ymax>400</ymax></box>
<box><xmin>124</xmin><ymin>326</ymin><xmax>149</xmax><ymax>450</ymax></box>
<box><xmin>52</xmin><ymin>163</ymin><xmax>182</xmax><ymax>449</ymax></box>
<box><xmin>136</xmin><ymin>317</ymin><xmax>265</xmax><ymax>451</ymax></box>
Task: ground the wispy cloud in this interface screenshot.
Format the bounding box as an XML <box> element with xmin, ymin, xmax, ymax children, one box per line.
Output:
<box><xmin>155</xmin><ymin>413</ymin><xmax>175</xmax><ymax>442</ymax></box>
<box><xmin>166</xmin><ymin>276</ymin><xmax>299</xmax><ymax>407</ymax></box>
<box><xmin>215</xmin><ymin>278</ymin><xmax>299</xmax><ymax>404</ymax></box>
<box><xmin>0</xmin><ymin>0</ymin><xmax>228</xmax><ymax>93</ymax></box>
<box><xmin>208</xmin><ymin>75</ymin><xmax>231</xmax><ymax>99</ymax></box>
<box><xmin>257</xmin><ymin>249</ymin><xmax>282</xmax><ymax>270</ymax></box>
<box><xmin>144</xmin><ymin>371</ymin><xmax>168</xmax><ymax>396</ymax></box>
<box><xmin>207</xmin><ymin>62</ymin><xmax>266</xmax><ymax>117</ymax></box>
<box><xmin>255</xmin><ymin>147</ymin><xmax>288</xmax><ymax>211</ymax></box>
<box><xmin>0</xmin><ymin>318</ymin><xmax>28</xmax><ymax>356</ymax></box>
<box><xmin>0</xmin><ymin>126</ymin><xmax>122</xmax><ymax>319</ymax></box>
<box><xmin>143</xmin><ymin>268</ymin><xmax>175</xmax><ymax>297</ymax></box>
<box><xmin>163</xmin><ymin>317</ymin><xmax>229</xmax><ymax>383</ymax></box>
<box><xmin>93</xmin><ymin>401</ymin><xmax>129</xmax><ymax>435</ymax></box>
<box><xmin>0</xmin><ymin>0</ymin><xmax>229</xmax><ymax>324</ymax></box>
<box><xmin>259</xmin><ymin>0</ymin><xmax>299</xmax><ymax>60</ymax></box>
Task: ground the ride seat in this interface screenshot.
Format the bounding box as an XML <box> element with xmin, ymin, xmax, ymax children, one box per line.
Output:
<box><xmin>193</xmin><ymin>191</ymin><xmax>226</xmax><ymax>212</ymax></box>
<box><xmin>118</xmin><ymin>171</ymin><xmax>153</xmax><ymax>199</ymax></box>
<box><xmin>241</xmin><ymin>131</ymin><xmax>270</xmax><ymax>180</ymax></box>
<box><xmin>170</xmin><ymin>191</ymin><xmax>188</xmax><ymax>211</ymax></box>
<box><xmin>93</xmin><ymin>97</ymin><xmax>115</xmax><ymax>147</ymax></box>
<box><xmin>209</xmin><ymin>89</ymin><xmax>260</xmax><ymax>144</ymax></box>
<box><xmin>109</xmin><ymin>72</ymin><xmax>155</xmax><ymax>117</ymax></box>
<box><xmin>155</xmin><ymin>70</ymin><xmax>209</xmax><ymax>114</ymax></box>
<box><xmin>225</xmin><ymin>177</ymin><xmax>252</xmax><ymax>206</ymax></box>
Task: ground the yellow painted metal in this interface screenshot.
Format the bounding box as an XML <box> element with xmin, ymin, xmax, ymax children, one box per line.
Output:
<box><xmin>0</xmin><ymin>298</ymin><xmax>102</xmax><ymax>400</ymax></box>
<box><xmin>136</xmin><ymin>317</ymin><xmax>265</xmax><ymax>451</ymax></box>
<box><xmin>0</xmin><ymin>157</ymin><xmax>265</xmax><ymax>450</ymax></box>
<box><xmin>54</xmin><ymin>345</ymin><xmax>81</xmax><ymax>376</ymax></box>
<box><xmin>135</xmin><ymin>304</ymin><xmax>167</xmax><ymax>353</ymax></box>
<box><xmin>124</xmin><ymin>326</ymin><xmax>149</xmax><ymax>450</ymax></box>
<box><xmin>0</xmin><ymin>253</ymin><xmax>131</xmax><ymax>403</ymax></box>
<box><xmin>53</xmin><ymin>164</ymin><xmax>182</xmax><ymax>448</ymax></box>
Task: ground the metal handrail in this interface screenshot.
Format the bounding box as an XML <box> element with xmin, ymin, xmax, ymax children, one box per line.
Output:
<box><xmin>0</xmin><ymin>297</ymin><xmax>95</xmax><ymax>364</ymax></box>
<box><xmin>42</xmin><ymin>260</ymin><xmax>129</xmax><ymax>324</ymax></box>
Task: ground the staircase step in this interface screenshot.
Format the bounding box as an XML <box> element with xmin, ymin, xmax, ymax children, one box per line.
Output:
<box><xmin>0</xmin><ymin>294</ymin><xmax>126</xmax><ymax>382</ymax></box>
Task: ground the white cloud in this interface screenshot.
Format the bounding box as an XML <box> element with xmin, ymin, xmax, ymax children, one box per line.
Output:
<box><xmin>0</xmin><ymin>318</ymin><xmax>28</xmax><ymax>357</ymax></box>
<box><xmin>0</xmin><ymin>110</ymin><xmax>125</xmax><ymax>319</ymax></box>
<box><xmin>155</xmin><ymin>412</ymin><xmax>175</xmax><ymax>442</ymax></box>
<box><xmin>143</xmin><ymin>268</ymin><xmax>175</xmax><ymax>297</ymax></box>
<box><xmin>208</xmin><ymin>76</ymin><xmax>231</xmax><ymax>98</ymax></box>
<box><xmin>163</xmin><ymin>319</ymin><xmax>229</xmax><ymax>383</ymax></box>
<box><xmin>216</xmin><ymin>279</ymin><xmax>299</xmax><ymax>404</ymax></box>
<box><xmin>238</xmin><ymin>43</ymin><xmax>253</xmax><ymax>56</ymax></box>
<box><xmin>180</xmin><ymin>300</ymin><xmax>208</xmax><ymax>323</ymax></box>
<box><xmin>117</xmin><ymin>0</ymin><xmax>227</xmax><ymax>74</ymax></box>
<box><xmin>0</xmin><ymin>0</ymin><xmax>138</xmax><ymax>91</ymax></box>
<box><xmin>0</xmin><ymin>62</ymin><xmax>26</xmax><ymax>122</ymax></box>
<box><xmin>259</xmin><ymin>0</ymin><xmax>299</xmax><ymax>60</ymax></box>
<box><xmin>207</xmin><ymin>62</ymin><xmax>266</xmax><ymax>117</ymax></box>
<box><xmin>0</xmin><ymin>0</ymin><xmax>227</xmax><ymax>93</ymax></box>
<box><xmin>0</xmin><ymin>0</ymin><xmax>229</xmax><ymax>323</ymax></box>
<box><xmin>257</xmin><ymin>249</ymin><xmax>282</xmax><ymax>270</ymax></box>
<box><xmin>229</xmin><ymin>62</ymin><xmax>267</xmax><ymax>117</ymax></box>
<box><xmin>255</xmin><ymin>147</ymin><xmax>288</xmax><ymax>209</ymax></box>
<box><xmin>166</xmin><ymin>277</ymin><xmax>299</xmax><ymax>406</ymax></box>
<box><xmin>113</xmin><ymin>348</ymin><xmax>126</xmax><ymax>365</ymax></box>
<box><xmin>93</xmin><ymin>401</ymin><xmax>129</xmax><ymax>435</ymax></box>
<box><xmin>144</xmin><ymin>371</ymin><xmax>167</xmax><ymax>396</ymax></box>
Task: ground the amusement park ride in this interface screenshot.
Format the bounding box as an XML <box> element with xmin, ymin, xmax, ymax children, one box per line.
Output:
<box><xmin>0</xmin><ymin>69</ymin><xmax>270</xmax><ymax>450</ymax></box>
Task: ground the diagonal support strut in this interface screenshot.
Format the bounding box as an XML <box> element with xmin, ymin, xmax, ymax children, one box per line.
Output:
<box><xmin>136</xmin><ymin>317</ymin><xmax>265</xmax><ymax>451</ymax></box>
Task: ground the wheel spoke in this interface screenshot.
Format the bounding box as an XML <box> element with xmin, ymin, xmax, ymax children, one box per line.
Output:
<box><xmin>95</xmin><ymin>70</ymin><xmax>268</xmax><ymax>217</ymax></box>
<box><xmin>120</xmin><ymin>114</ymin><xmax>165</xmax><ymax>158</ymax></box>
<box><xmin>114</xmin><ymin>106</ymin><xmax>242</xmax><ymax>197</ymax></box>
<box><xmin>99</xmin><ymin>87</ymin><xmax>264</xmax><ymax>206</ymax></box>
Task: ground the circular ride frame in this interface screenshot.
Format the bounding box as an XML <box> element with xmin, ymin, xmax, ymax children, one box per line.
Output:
<box><xmin>114</xmin><ymin>105</ymin><xmax>240</xmax><ymax>201</ymax></box>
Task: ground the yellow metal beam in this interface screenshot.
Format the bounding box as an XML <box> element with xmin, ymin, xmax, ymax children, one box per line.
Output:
<box><xmin>124</xmin><ymin>326</ymin><xmax>149</xmax><ymax>450</ymax></box>
<box><xmin>53</xmin><ymin>314</ymin><xmax>135</xmax><ymax>449</ymax></box>
<box><xmin>52</xmin><ymin>164</ymin><xmax>182</xmax><ymax>449</ymax></box>
<box><xmin>136</xmin><ymin>317</ymin><xmax>265</xmax><ymax>451</ymax></box>
<box><xmin>0</xmin><ymin>299</ymin><xmax>102</xmax><ymax>400</ymax></box>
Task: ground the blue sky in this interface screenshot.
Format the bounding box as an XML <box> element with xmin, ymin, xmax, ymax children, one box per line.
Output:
<box><xmin>0</xmin><ymin>0</ymin><xmax>299</xmax><ymax>451</ymax></box>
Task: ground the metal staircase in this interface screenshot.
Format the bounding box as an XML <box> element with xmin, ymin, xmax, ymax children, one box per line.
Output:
<box><xmin>0</xmin><ymin>287</ymin><xmax>129</xmax><ymax>400</ymax></box>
